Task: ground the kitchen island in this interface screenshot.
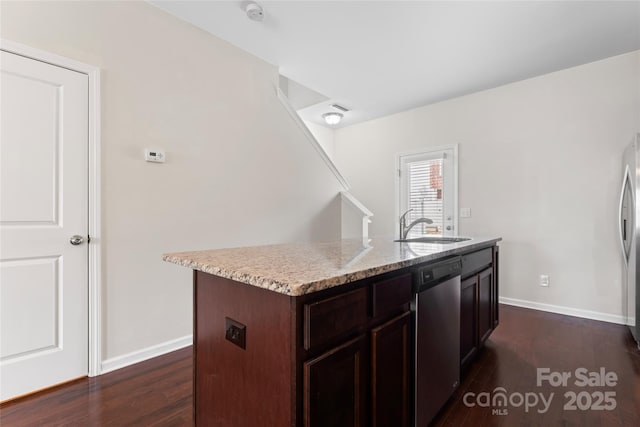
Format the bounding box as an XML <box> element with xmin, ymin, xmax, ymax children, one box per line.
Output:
<box><xmin>164</xmin><ymin>236</ymin><xmax>501</xmax><ymax>427</ymax></box>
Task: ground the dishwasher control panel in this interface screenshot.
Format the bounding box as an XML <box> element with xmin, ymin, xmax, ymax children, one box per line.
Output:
<box><xmin>415</xmin><ymin>256</ymin><xmax>462</xmax><ymax>291</ymax></box>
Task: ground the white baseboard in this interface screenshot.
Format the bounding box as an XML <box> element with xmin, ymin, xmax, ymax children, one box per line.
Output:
<box><xmin>100</xmin><ymin>335</ymin><xmax>193</xmax><ymax>375</ymax></box>
<box><xmin>499</xmin><ymin>297</ymin><xmax>626</xmax><ymax>325</ymax></box>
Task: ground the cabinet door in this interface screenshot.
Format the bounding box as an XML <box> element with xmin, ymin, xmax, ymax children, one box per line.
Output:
<box><xmin>478</xmin><ymin>267</ymin><xmax>494</xmax><ymax>345</ymax></box>
<box><xmin>371</xmin><ymin>312</ymin><xmax>411</xmax><ymax>427</ymax></box>
<box><xmin>460</xmin><ymin>275</ymin><xmax>478</xmax><ymax>371</ymax></box>
<box><xmin>304</xmin><ymin>335</ymin><xmax>366</xmax><ymax>427</ymax></box>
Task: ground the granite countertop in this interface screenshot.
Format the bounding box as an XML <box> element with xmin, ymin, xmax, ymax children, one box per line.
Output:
<box><xmin>162</xmin><ymin>237</ymin><xmax>501</xmax><ymax>297</ymax></box>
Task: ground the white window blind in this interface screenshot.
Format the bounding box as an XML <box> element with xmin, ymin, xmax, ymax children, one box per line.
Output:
<box><xmin>407</xmin><ymin>158</ymin><xmax>444</xmax><ymax>236</ymax></box>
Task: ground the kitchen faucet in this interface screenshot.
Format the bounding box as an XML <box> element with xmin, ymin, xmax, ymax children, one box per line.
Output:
<box><xmin>399</xmin><ymin>209</ymin><xmax>434</xmax><ymax>240</ymax></box>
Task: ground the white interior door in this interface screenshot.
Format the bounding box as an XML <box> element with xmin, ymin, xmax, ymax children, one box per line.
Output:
<box><xmin>0</xmin><ymin>50</ymin><xmax>88</xmax><ymax>401</ymax></box>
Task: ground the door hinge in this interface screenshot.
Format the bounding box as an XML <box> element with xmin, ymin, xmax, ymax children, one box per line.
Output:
<box><xmin>398</xmin><ymin>169</ymin><xmax>401</xmax><ymax>177</ymax></box>
<box><xmin>87</xmin><ymin>235</ymin><xmax>91</xmax><ymax>243</ymax></box>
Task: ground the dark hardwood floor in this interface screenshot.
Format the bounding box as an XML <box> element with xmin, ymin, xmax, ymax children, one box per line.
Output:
<box><xmin>0</xmin><ymin>347</ymin><xmax>193</xmax><ymax>426</ymax></box>
<box><xmin>434</xmin><ymin>305</ymin><xmax>640</xmax><ymax>427</ymax></box>
<box><xmin>1</xmin><ymin>304</ymin><xmax>639</xmax><ymax>426</ymax></box>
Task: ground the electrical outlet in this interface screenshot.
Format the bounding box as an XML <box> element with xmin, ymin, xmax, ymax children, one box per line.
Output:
<box><xmin>225</xmin><ymin>317</ymin><xmax>246</xmax><ymax>349</ymax></box>
<box><xmin>540</xmin><ymin>274</ymin><xmax>550</xmax><ymax>287</ymax></box>
<box><xmin>460</xmin><ymin>208</ymin><xmax>471</xmax><ymax>218</ymax></box>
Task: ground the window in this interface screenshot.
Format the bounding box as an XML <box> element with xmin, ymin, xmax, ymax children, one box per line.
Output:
<box><xmin>398</xmin><ymin>146</ymin><xmax>457</xmax><ymax>237</ymax></box>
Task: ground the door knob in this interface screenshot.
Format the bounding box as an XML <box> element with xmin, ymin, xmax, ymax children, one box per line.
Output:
<box><xmin>446</xmin><ymin>226</ymin><xmax>452</xmax><ymax>231</ymax></box>
<box><xmin>70</xmin><ymin>235</ymin><xmax>85</xmax><ymax>245</ymax></box>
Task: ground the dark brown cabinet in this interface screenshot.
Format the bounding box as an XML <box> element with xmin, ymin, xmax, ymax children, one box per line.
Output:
<box><xmin>492</xmin><ymin>246</ymin><xmax>500</xmax><ymax>328</ymax></box>
<box><xmin>301</xmin><ymin>273</ymin><xmax>412</xmax><ymax>427</ymax></box>
<box><xmin>191</xmin><ymin>244</ymin><xmax>498</xmax><ymax>426</ymax></box>
<box><xmin>460</xmin><ymin>246</ymin><xmax>500</xmax><ymax>375</ymax></box>
<box><xmin>193</xmin><ymin>268</ymin><xmax>414</xmax><ymax>427</ymax></box>
<box><xmin>371</xmin><ymin>312</ymin><xmax>411</xmax><ymax>427</ymax></box>
<box><xmin>478</xmin><ymin>267</ymin><xmax>494</xmax><ymax>344</ymax></box>
<box><xmin>304</xmin><ymin>335</ymin><xmax>367</xmax><ymax>427</ymax></box>
<box><xmin>303</xmin><ymin>287</ymin><xmax>368</xmax><ymax>352</ymax></box>
<box><xmin>460</xmin><ymin>275</ymin><xmax>478</xmax><ymax>371</ymax></box>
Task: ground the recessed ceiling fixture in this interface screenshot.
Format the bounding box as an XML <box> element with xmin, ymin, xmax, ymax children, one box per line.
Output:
<box><xmin>322</xmin><ymin>112</ymin><xmax>343</xmax><ymax>126</ymax></box>
<box><xmin>245</xmin><ymin>1</ymin><xmax>264</xmax><ymax>21</ymax></box>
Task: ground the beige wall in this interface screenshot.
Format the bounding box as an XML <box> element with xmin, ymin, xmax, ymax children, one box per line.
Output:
<box><xmin>303</xmin><ymin>119</ymin><xmax>336</xmax><ymax>160</ymax></box>
<box><xmin>1</xmin><ymin>1</ymin><xmax>343</xmax><ymax>361</ymax></box>
<box><xmin>335</xmin><ymin>51</ymin><xmax>640</xmax><ymax>319</ymax></box>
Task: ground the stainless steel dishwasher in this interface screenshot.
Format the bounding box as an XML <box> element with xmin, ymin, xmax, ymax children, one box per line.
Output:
<box><xmin>413</xmin><ymin>256</ymin><xmax>461</xmax><ymax>427</ymax></box>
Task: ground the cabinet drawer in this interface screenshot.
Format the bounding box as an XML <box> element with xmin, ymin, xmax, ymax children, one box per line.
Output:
<box><xmin>371</xmin><ymin>273</ymin><xmax>412</xmax><ymax>318</ymax></box>
<box><xmin>461</xmin><ymin>248</ymin><xmax>492</xmax><ymax>278</ymax></box>
<box><xmin>304</xmin><ymin>288</ymin><xmax>367</xmax><ymax>351</ymax></box>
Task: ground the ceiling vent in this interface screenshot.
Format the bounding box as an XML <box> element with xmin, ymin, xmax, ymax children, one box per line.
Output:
<box><xmin>331</xmin><ymin>104</ymin><xmax>349</xmax><ymax>112</ymax></box>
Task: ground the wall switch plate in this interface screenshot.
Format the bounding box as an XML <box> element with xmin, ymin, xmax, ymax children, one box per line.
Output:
<box><xmin>225</xmin><ymin>317</ymin><xmax>246</xmax><ymax>349</ymax></box>
<box><xmin>144</xmin><ymin>148</ymin><xmax>165</xmax><ymax>163</ymax></box>
<box><xmin>460</xmin><ymin>208</ymin><xmax>471</xmax><ymax>218</ymax></box>
<box><xmin>540</xmin><ymin>274</ymin><xmax>550</xmax><ymax>287</ymax></box>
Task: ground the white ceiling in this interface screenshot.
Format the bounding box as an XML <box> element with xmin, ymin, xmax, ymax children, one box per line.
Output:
<box><xmin>150</xmin><ymin>1</ymin><xmax>640</xmax><ymax>128</ymax></box>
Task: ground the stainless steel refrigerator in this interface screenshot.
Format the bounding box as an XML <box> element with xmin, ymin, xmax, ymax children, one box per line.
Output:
<box><xmin>620</xmin><ymin>133</ymin><xmax>640</xmax><ymax>348</ymax></box>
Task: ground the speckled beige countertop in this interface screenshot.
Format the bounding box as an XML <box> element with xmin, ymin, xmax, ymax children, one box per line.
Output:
<box><xmin>163</xmin><ymin>237</ymin><xmax>501</xmax><ymax>296</ymax></box>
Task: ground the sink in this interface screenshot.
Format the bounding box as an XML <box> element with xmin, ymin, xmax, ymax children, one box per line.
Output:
<box><xmin>395</xmin><ymin>236</ymin><xmax>471</xmax><ymax>244</ymax></box>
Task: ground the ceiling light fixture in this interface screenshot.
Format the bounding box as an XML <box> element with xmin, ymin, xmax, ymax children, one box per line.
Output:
<box><xmin>322</xmin><ymin>112</ymin><xmax>343</xmax><ymax>126</ymax></box>
<box><xmin>245</xmin><ymin>2</ymin><xmax>264</xmax><ymax>21</ymax></box>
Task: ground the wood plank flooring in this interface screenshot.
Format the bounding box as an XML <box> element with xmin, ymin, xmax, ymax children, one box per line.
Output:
<box><xmin>0</xmin><ymin>346</ymin><xmax>193</xmax><ymax>426</ymax></box>
<box><xmin>1</xmin><ymin>304</ymin><xmax>639</xmax><ymax>426</ymax></box>
<box><xmin>433</xmin><ymin>305</ymin><xmax>640</xmax><ymax>427</ymax></box>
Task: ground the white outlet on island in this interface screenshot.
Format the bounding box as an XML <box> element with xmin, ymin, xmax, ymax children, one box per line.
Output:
<box><xmin>460</xmin><ymin>208</ymin><xmax>471</xmax><ymax>218</ymax></box>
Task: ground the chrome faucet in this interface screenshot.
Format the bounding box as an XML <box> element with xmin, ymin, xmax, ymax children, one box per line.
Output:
<box><xmin>399</xmin><ymin>209</ymin><xmax>434</xmax><ymax>240</ymax></box>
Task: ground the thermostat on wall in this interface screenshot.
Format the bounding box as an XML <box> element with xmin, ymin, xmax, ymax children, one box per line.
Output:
<box><xmin>145</xmin><ymin>148</ymin><xmax>165</xmax><ymax>163</ymax></box>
